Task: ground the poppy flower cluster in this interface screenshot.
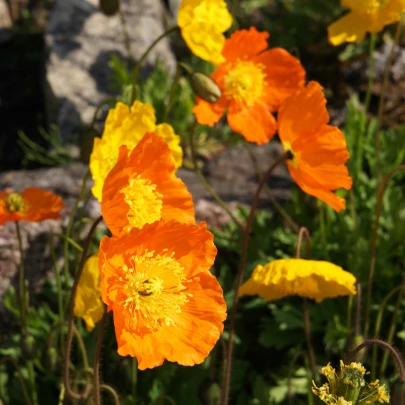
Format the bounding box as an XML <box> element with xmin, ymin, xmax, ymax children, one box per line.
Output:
<box><xmin>78</xmin><ymin>129</ymin><xmax>227</xmax><ymax>369</ymax></box>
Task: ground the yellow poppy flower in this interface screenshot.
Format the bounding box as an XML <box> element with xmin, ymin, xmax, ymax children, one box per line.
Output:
<box><xmin>239</xmin><ymin>258</ymin><xmax>356</xmax><ymax>303</ymax></box>
<box><xmin>328</xmin><ymin>0</ymin><xmax>405</xmax><ymax>46</ymax></box>
<box><xmin>177</xmin><ymin>0</ymin><xmax>232</xmax><ymax>65</ymax></box>
<box><xmin>73</xmin><ymin>251</ymin><xmax>104</xmax><ymax>332</ymax></box>
<box><xmin>89</xmin><ymin>101</ymin><xmax>183</xmax><ymax>201</ymax></box>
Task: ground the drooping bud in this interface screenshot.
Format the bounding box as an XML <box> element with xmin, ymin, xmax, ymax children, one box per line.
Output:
<box><xmin>99</xmin><ymin>0</ymin><xmax>120</xmax><ymax>16</ymax></box>
<box><xmin>190</xmin><ymin>72</ymin><xmax>221</xmax><ymax>103</ymax></box>
<box><xmin>21</xmin><ymin>335</ymin><xmax>36</xmax><ymax>360</ymax></box>
<box><xmin>43</xmin><ymin>347</ymin><xmax>58</xmax><ymax>372</ymax></box>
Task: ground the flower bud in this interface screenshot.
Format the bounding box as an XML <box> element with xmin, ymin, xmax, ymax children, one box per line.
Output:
<box><xmin>43</xmin><ymin>347</ymin><xmax>58</xmax><ymax>372</ymax></box>
<box><xmin>21</xmin><ymin>335</ymin><xmax>36</xmax><ymax>360</ymax></box>
<box><xmin>99</xmin><ymin>0</ymin><xmax>120</xmax><ymax>16</ymax></box>
<box><xmin>199</xmin><ymin>380</ymin><xmax>221</xmax><ymax>405</ymax></box>
<box><xmin>190</xmin><ymin>72</ymin><xmax>221</xmax><ymax>103</ymax></box>
<box><xmin>337</xmin><ymin>363</ymin><xmax>365</xmax><ymax>403</ymax></box>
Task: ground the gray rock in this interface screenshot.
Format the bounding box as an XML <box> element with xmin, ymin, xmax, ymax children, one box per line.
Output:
<box><xmin>45</xmin><ymin>0</ymin><xmax>176</xmax><ymax>143</ymax></box>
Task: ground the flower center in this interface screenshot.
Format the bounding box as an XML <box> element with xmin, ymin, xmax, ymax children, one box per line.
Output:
<box><xmin>223</xmin><ymin>60</ymin><xmax>266</xmax><ymax>107</ymax></box>
<box><xmin>120</xmin><ymin>251</ymin><xmax>190</xmax><ymax>332</ymax></box>
<box><xmin>352</xmin><ymin>0</ymin><xmax>389</xmax><ymax>14</ymax></box>
<box><xmin>282</xmin><ymin>141</ymin><xmax>299</xmax><ymax>169</ymax></box>
<box><xmin>2</xmin><ymin>193</ymin><xmax>28</xmax><ymax>214</ymax></box>
<box><xmin>121</xmin><ymin>175</ymin><xmax>163</xmax><ymax>231</ymax></box>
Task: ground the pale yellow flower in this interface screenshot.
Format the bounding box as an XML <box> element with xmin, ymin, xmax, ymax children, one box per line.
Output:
<box><xmin>89</xmin><ymin>101</ymin><xmax>183</xmax><ymax>201</ymax></box>
<box><xmin>328</xmin><ymin>0</ymin><xmax>405</xmax><ymax>46</ymax></box>
<box><xmin>177</xmin><ymin>0</ymin><xmax>232</xmax><ymax>65</ymax></box>
<box><xmin>73</xmin><ymin>251</ymin><xmax>104</xmax><ymax>332</ymax></box>
<box><xmin>239</xmin><ymin>259</ymin><xmax>357</xmax><ymax>303</ymax></box>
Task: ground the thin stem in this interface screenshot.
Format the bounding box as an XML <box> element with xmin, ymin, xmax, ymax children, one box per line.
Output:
<box><xmin>221</xmin><ymin>152</ymin><xmax>290</xmax><ymax>405</ymax></box>
<box><xmin>132</xmin><ymin>358</ymin><xmax>138</xmax><ymax>402</ymax></box>
<box><xmin>90</xmin><ymin>98</ymin><xmax>116</xmax><ymax>128</ymax></box>
<box><xmin>26</xmin><ymin>361</ymin><xmax>38</xmax><ymax>405</ymax></box>
<box><xmin>15</xmin><ymin>222</ymin><xmax>27</xmax><ymax>334</ymax></box>
<box><xmin>364</xmin><ymin>165</ymin><xmax>405</xmax><ymax>337</ymax></box>
<box><xmin>47</xmin><ymin>322</ymin><xmax>89</xmax><ymax>369</ymax></box>
<box><xmin>318</xmin><ymin>203</ymin><xmax>330</xmax><ymax>261</ymax></box>
<box><xmin>189</xmin><ymin>119</ymin><xmax>243</xmax><ymax>231</ymax></box>
<box><xmin>52</xmin><ymin>232</ymin><xmax>84</xmax><ymax>253</ymax></box>
<box><xmin>295</xmin><ymin>227</ymin><xmax>310</xmax><ymax>259</ymax></box>
<box><xmin>63</xmin><ymin>216</ymin><xmax>103</xmax><ymax>401</ymax></box>
<box><xmin>163</xmin><ymin>63</ymin><xmax>181</xmax><ymax>122</ymax></box>
<box><xmin>244</xmin><ymin>143</ymin><xmax>300</xmax><ymax>233</ymax></box>
<box><xmin>303</xmin><ymin>299</ymin><xmax>316</xmax><ymax>378</ymax></box>
<box><xmin>64</xmin><ymin>169</ymin><xmax>91</xmax><ymax>285</ymax></box>
<box><xmin>100</xmin><ymin>384</ymin><xmax>121</xmax><ymax>405</ymax></box>
<box><xmin>131</xmin><ymin>26</ymin><xmax>179</xmax><ymax>103</ymax></box>
<box><xmin>0</xmin><ymin>357</ymin><xmax>33</xmax><ymax>405</ymax></box>
<box><xmin>347</xmin><ymin>339</ymin><xmax>405</xmax><ymax>382</ymax></box>
<box><xmin>230</xmin><ymin>0</ymin><xmax>239</xmax><ymax>32</ymax></box>
<box><xmin>380</xmin><ymin>276</ymin><xmax>405</xmax><ymax>376</ymax></box>
<box><xmin>354</xmin><ymin>282</ymin><xmax>362</xmax><ymax>336</ymax></box>
<box><xmin>364</xmin><ymin>33</ymin><xmax>376</xmax><ymax>112</ymax></box>
<box><xmin>346</xmin><ymin>295</ymin><xmax>353</xmax><ymax>336</ymax></box>
<box><xmin>374</xmin><ymin>21</ymin><xmax>402</xmax><ymax>180</ymax></box>
<box><xmin>93</xmin><ymin>308</ymin><xmax>108</xmax><ymax>405</ymax></box>
<box><xmin>49</xmin><ymin>235</ymin><xmax>65</xmax><ymax>353</ymax></box>
<box><xmin>118</xmin><ymin>6</ymin><xmax>133</xmax><ymax>61</ymax></box>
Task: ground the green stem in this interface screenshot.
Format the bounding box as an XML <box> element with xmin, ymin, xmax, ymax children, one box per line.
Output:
<box><xmin>15</xmin><ymin>222</ymin><xmax>27</xmax><ymax>334</ymax></box>
<box><xmin>93</xmin><ymin>309</ymin><xmax>108</xmax><ymax>405</ymax></box>
<box><xmin>303</xmin><ymin>299</ymin><xmax>316</xmax><ymax>379</ymax></box>
<box><xmin>0</xmin><ymin>357</ymin><xmax>33</xmax><ymax>405</ymax></box>
<box><xmin>364</xmin><ymin>33</ymin><xmax>376</xmax><ymax>112</ymax></box>
<box><xmin>244</xmin><ymin>143</ymin><xmax>300</xmax><ymax>233</ymax></box>
<box><xmin>374</xmin><ymin>21</ymin><xmax>402</xmax><ymax>181</ymax></box>
<box><xmin>51</xmin><ymin>232</ymin><xmax>83</xmax><ymax>253</ymax></box>
<box><xmin>132</xmin><ymin>358</ymin><xmax>138</xmax><ymax>402</ymax></box>
<box><xmin>364</xmin><ymin>165</ymin><xmax>405</xmax><ymax>337</ymax></box>
<box><xmin>131</xmin><ymin>26</ymin><xmax>179</xmax><ymax>103</ymax></box>
<box><xmin>90</xmin><ymin>98</ymin><xmax>117</xmax><ymax>128</ymax></box>
<box><xmin>63</xmin><ymin>169</ymin><xmax>90</xmax><ymax>286</ymax></box>
<box><xmin>379</xmin><ymin>277</ymin><xmax>405</xmax><ymax>376</ymax></box>
<box><xmin>189</xmin><ymin>119</ymin><xmax>243</xmax><ymax>231</ymax></box>
<box><xmin>230</xmin><ymin>0</ymin><xmax>239</xmax><ymax>32</ymax></box>
<box><xmin>26</xmin><ymin>361</ymin><xmax>38</xmax><ymax>405</ymax></box>
<box><xmin>221</xmin><ymin>152</ymin><xmax>290</xmax><ymax>405</ymax></box>
<box><xmin>100</xmin><ymin>384</ymin><xmax>121</xmax><ymax>405</ymax></box>
<box><xmin>318</xmin><ymin>203</ymin><xmax>330</xmax><ymax>260</ymax></box>
<box><xmin>163</xmin><ymin>63</ymin><xmax>182</xmax><ymax>122</ymax></box>
<box><xmin>63</xmin><ymin>216</ymin><xmax>103</xmax><ymax>402</ymax></box>
<box><xmin>49</xmin><ymin>235</ymin><xmax>65</xmax><ymax>353</ymax></box>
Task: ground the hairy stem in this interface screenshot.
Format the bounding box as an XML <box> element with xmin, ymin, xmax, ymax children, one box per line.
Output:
<box><xmin>63</xmin><ymin>216</ymin><xmax>103</xmax><ymax>401</ymax></box>
<box><xmin>364</xmin><ymin>165</ymin><xmax>405</xmax><ymax>337</ymax></box>
<box><xmin>163</xmin><ymin>63</ymin><xmax>181</xmax><ymax>122</ymax></box>
<box><xmin>221</xmin><ymin>152</ymin><xmax>290</xmax><ymax>405</ymax></box>
<box><xmin>93</xmin><ymin>309</ymin><xmax>108</xmax><ymax>405</ymax></box>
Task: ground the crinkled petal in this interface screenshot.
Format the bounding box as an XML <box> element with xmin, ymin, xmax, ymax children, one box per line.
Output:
<box><xmin>193</xmin><ymin>94</ymin><xmax>227</xmax><ymax>126</ymax></box>
<box><xmin>328</xmin><ymin>12</ymin><xmax>368</xmax><ymax>46</ymax></box>
<box><xmin>255</xmin><ymin>48</ymin><xmax>306</xmax><ymax>111</ymax></box>
<box><xmin>227</xmin><ymin>102</ymin><xmax>277</xmax><ymax>145</ymax></box>
<box><xmin>239</xmin><ymin>259</ymin><xmax>357</xmax><ymax>303</ymax></box>
<box><xmin>178</xmin><ymin>0</ymin><xmax>232</xmax><ymax>64</ymax></box>
<box><xmin>74</xmin><ymin>251</ymin><xmax>105</xmax><ymax>331</ymax></box>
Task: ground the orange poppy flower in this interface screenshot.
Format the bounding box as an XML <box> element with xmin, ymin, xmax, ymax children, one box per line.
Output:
<box><xmin>278</xmin><ymin>81</ymin><xmax>352</xmax><ymax>212</ymax></box>
<box><xmin>0</xmin><ymin>187</ymin><xmax>64</xmax><ymax>225</ymax></box>
<box><xmin>101</xmin><ymin>133</ymin><xmax>195</xmax><ymax>236</ymax></box>
<box><xmin>99</xmin><ymin>219</ymin><xmax>226</xmax><ymax>369</ymax></box>
<box><xmin>193</xmin><ymin>27</ymin><xmax>306</xmax><ymax>145</ymax></box>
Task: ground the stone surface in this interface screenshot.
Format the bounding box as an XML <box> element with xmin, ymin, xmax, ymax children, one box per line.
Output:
<box><xmin>45</xmin><ymin>0</ymin><xmax>176</xmax><ymax>143</ymax></box>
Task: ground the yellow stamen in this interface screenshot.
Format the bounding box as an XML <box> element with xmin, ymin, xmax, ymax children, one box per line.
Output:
<box><xmin>2</xmin><ymin>193</ymin><xmax>28</xmax><ymax>214</ymax></box>
<box><xmin>121</xmin><ymin>175</ymin><xmax>163</xmax><ymax>231</ymax></box>
<box><xmin>223</xmin><ymin>60</ymin><xmax>266</xmax><ymax>107</ymax></box>
<box><xmin>120</xmin><ymin>251</ymin><xmax>190</xmax><ymax>332</ymax></box>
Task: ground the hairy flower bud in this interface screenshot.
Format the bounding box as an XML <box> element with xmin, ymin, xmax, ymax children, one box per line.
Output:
<box><xmin>43</xmin><ymin>347</ymin><xmax>58</xmax><ymax>372</ymax></box>
<box><xmin>21</xmin><ymin>335</ymin><xmax>36</xmax><ymax>360</ymax></box>
<box><xmin>190</xmin><ymin>72</ymin><xmax>221</xmax><ymax>103</ymax></box>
